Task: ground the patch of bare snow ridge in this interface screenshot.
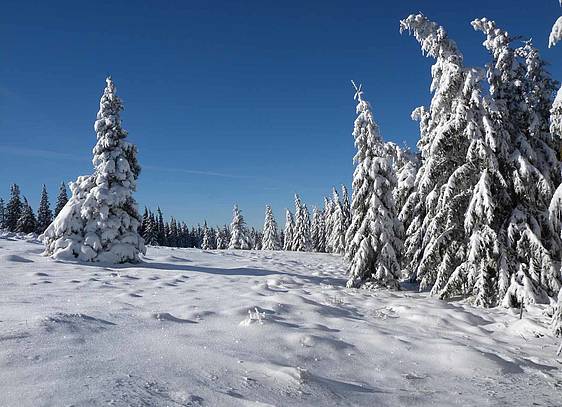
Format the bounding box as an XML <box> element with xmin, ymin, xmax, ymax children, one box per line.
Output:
<box><xmin>0</xmin><ymin>236</ymin><xmax>561</xmax><ymax>406</ymax></box>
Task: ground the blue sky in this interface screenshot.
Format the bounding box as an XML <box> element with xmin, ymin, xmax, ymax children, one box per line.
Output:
<box><xmin>1</xmin><ymin>0</ymin><xmax>561</xmax><ymax>227</ymax></box>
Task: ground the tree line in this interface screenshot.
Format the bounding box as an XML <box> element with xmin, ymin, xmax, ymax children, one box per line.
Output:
<box><xmin>0</xmin><ymin>183</ymin><xmax>68</xmax><ymax>235</ymax></box>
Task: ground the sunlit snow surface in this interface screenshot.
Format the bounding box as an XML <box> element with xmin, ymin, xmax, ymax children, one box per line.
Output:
<box><xmin>0</xmin><ymin>235</ymin><xmax>561</xmax><ymax>406</ymax></box>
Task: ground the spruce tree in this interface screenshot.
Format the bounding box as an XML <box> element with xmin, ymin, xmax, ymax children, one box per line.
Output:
<box><xmin>42</xmin><ymin>77</ymin><xmax>145</xmax><ymax>263</ymax></box>
<box><xmin>36</xmin><ymin>185</ymin><xmax>53</xmax><ymax>234</ymax></box>
<box><xmin>291</xmin><ymin>194</ymin><xmax>312</xmax><ymax>252</ymax></box>
<box><xmin>262</xmin><ymin>205</ymin><xmax>280</xmax><ymax>250</ymax></box>
<box><xmin>547</xmin><ymin>3</ymin><xmax>562</xmax><ymax>335</ymax></box>
<box><xmin>283</xmin><ymin>209</ymin><xmax>294</xmax><ymax>251</ymax></box>
<box><xmin>472</xmin><ymin>19</ymin><xmax>561</xmax><ymax>306</ymax></box>
<box><xmin>311</xmin><ymin>206</ymin><xmax>326</xmax><ymax>252</ymax></box>
<box><xmin>436</xmin><ymin>69</ymin><xmax>507</xmax><ymax>306</ymax></box>
<box><xmin>328</xmin><ymin>188</ymin><xmax>346</xmax><ymax>255</ymax></box>
<box><xmin>550</xmin><ymin>2</ymin><xmax>562</xmax><ymax>48</ymax></box>
<box><xmin>345</xmin><ymin>83</ymin><xmax>402</xmax><ymax>289</ymax></box>
<box><xmin>0</xmin><ymin>198</ymin><xmax>5</xmax><ymax>229</ymax></box>
<box><xmin>16</xmin><ymin>198</ymin><xmax>37</xmax><ymax>234</ymax></box>
<box><xmin>228</xmin><ymin>205</ymin><xmax>250</xmax><ymax>250</ymax></box>
<box><xmin>400</xmin><ymin>14</ymin><xmax>475</xmax><ymax>290</ymax></box>
<box><xmin>385</xmin><ymin>142</ymin><xmax>419</xmax><ymax>229</ymax></box>
<box><xmin>144</xmin><ymin>212</ymin><xmax>159</xmax><ymax>246</ymax></box>
<box><xmin>202</xmin><ymin>221</ymin><xmax>213</xmax><ymax>250</ymax></box>
<box><xmin>156</xmin><ymin>208</ymin><xmax>166</xmax><ymax>246</ymax></box>
<box><xmin>323</xmin><ymin>197</ymin><xmax>334</xmax><ymax>253</ymax></box>
<box><xmin>54</xmin><ymin>182</ymin><xmax>68</xmax><ymax>218</ymax></box>
<box><xmin>215</xmin><ymin>227</ymin><xmax>226</xmax><ymax>249</ymax></box>
<box><xmin>341</xmin><ymin>184</ymin><xmax>351</xmax><ymax>233</ymax></box>
<box><xmin>140</xmin><ymin>207</ymin><xmax>149</xmax><ymax>238</ymax></box>
<box><xmin>6</xmin><ymin>184</ymin><xmax>22</xmax><ymax>232</ymax></box>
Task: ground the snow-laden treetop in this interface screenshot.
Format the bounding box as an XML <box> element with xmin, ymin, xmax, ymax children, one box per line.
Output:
<box><xmin>399</xmin><ymin>14</ymin><xmax>462</xmax><ymax>61</ymax></box>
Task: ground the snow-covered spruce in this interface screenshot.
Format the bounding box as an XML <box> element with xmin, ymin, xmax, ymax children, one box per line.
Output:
<box><xmin>547</xmin><ymin>2</ymin><xmax>562</xmax><ymax>335</ymax></box>
<box><xmin>385</xmin><ymin>142</ymin><xmax>419</xmax><ymax>230</ymax></box>
<box><xmin>0</xmin><ymin>198</ymin><xmax>5</xmax><ymax>229</ymax></box>
<box><xmin>201</xmin><ymin>222</ymin><xmax>213</xmax><ymax>250</ymax></box>
<box><xmin>54</xmin><ymin>182</ymin><xmax>68</xmax><ymax>218</ymax></box>
<box><xmin>328</xmin><ymin>188</ymin><xmax>346</xmax><ymax>255</ymax></box>
<box><xmin>472</xmin><ymin>19</ymin><xmax>561</xmax><ymax>307</ymax></box>
<box><xmin>435</xmin><ymin>67</ymin><xmax>508</xmax><ymax>306</ymax></box>
<box><xmin>550</xmin><ymin>0</ymin><xmax>562</xmax><ymax>48</ymax></box>
<box><xmin>228</xmin><ymin>205</ymin><xmax>251</xmax><ymax>250</ymax></box>
<box><xmin>311</xmin><ymin>206</ymin><xmax>326</xmax><ymax>253</ymax></box>
<box><xmin>215</xmin><ymin>226</ymin><xmax>229</xmax><ymax>250</ymax></box>
<box><xmin>6</xmin><ymin>184</ymin><xmax>22</xmax><ymax>232</ymax></box>
<box><xmin>291</xmin><ymin>194</ymin><xmax>312</xmax><ymax>252</ymax></box>
<box><xmin>400</xmin><ymin>14</ymin><xmax>478</xmax><ymax>292</ymax></box>
<box><xmin>345</xmin><ymin>83</ymin><xmax>402</xmax><ymax>290</ymax></box>
<box><xmin>16</xmin><ymin>197</ymin><xmax>36</xmax><ymax>234</ymax></box>
<box><xmin>341</xmin><ymin>184</ymin><xmax>351</xmax><ymax>234</ymax></box>
<box><xmin>36</xmin><ymin>185</ymin><xmax>53</xmax><ymax>234</ymax></box>
<box><xmin>323</xmin><ymin>197</ymin><xmax>334</xmax><ymax>253</ymax></box>
<box><xmin>283</xmin><ymin>209</ymin><xmax>294</xmax><ymax>251</ymax></box>
<box><xmin>261</xmin><ymin>205</ymin><xmax>280</xmax><ymax>250</ymax></box>
<box><xmin>42</xmin><ymin>77</ymin><xmax>145</xmax><ymax>263</ymax></box>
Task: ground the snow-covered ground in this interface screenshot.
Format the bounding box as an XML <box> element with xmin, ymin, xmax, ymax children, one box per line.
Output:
<box><xmin>0</xmin><ymin>236</ymin><xmax>561</xmax><ymax>407</ymax></box>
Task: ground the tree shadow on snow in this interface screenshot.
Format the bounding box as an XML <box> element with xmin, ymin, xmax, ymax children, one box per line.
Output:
<box><xmin>140</xmin><ymin>262</ymin><xmax>278</xmax><ymax>277</ymax></box>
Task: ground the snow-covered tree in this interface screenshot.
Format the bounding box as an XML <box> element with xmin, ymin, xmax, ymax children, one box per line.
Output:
<box><xmin>323</xmin><ymin>197</ymin><xmax>334</xmax><ymax>252</ymax></box>
<box><xmin>249</xmin><ymin>227</ymin><xmax>262</xmax><ymax>250</ymax></box>
<box><xmin>215</xmin><ymin>226</ymin><xmax>229</xmax><ymax>250</ymax></box>
<box><xmin>547</xmin><ymin>3</ymin><xmax>562</xmax><ymax>335</ymax></box>
<box><xmin>292</xmin><ymin>194</ymin><xmax>312</xmax><ymax>252</ymax></box>
<box><xmin>0</xmin><ymin>198</ymin><xmax>5</xmax><ymax>229</ymax></box>
<box><xmin>435</xmin><ymin>68</ymin><xmax>508</xmax><ymax>306</ymax></box>
<box><xmin>472</xmin><ymin>18</ymin><xmax>561</xmax><ymax>307</ymax></box>
<box><xmin>311</xmin><ymin>206</ymin><xmax>326</xmax><ymax>252</ymax></box>
<box><xmin>400</xmin><ymin>14</ymin><xmax>476</xmax><ymax>290</ymax></box>
<box><xmin>6</xmin><ymin>184</ymin><xmax>22</xmax><ymax>232</ymax></box>
<box><xmin>156</xmin><ymin>208</ymin><xmax>165</xmax><ymax>246</ymax></box>
<box><xmin>345</xmin><ymin>82</ymin><xmax>402</xmax><ymax>289</ymax></box>
<box><xmin>341</xmin><ymin>184</ymin><xmax>351</xmax><ymax>232</ymax></box>
<box><xmin>143</xmin><ymin>211</ymin><xmax>159</xmax><ymax>246</ymax></box>
<box><xmin>228</xmin><ymin>205</ymin><xmax>251</xmax><ymax>250</ymax></box>
<box><xmin>385</xmin><ymin>142</ymin><xmax>419</xmax><ymax>224</ymax></box>
<box><xmin>36</xmin><ymin>185</ymin><xmax>53</xmax><ymax>234</ymax></box>
<box><xmin>283</xmin><ymin>209</ymin><xmax>294</xmax><ymax>251</ymax></box>
<box><xmin>54</xmin><ymin>182</ymin><xmax>68</xmax><ymax>218</ymax></box>
<box><xmin>16</xmin><ymin>198</ymin><xmax>36</xmax><ymax>234</ymax></box>
<box><xmin>550</xmin><ymin>0</ymin><xmax>562</xmax><ymax>48</ymax></box>
<box><xmin>328</xmin><ymin>188</ymin><xmax>347</xmax><ymax>255</ymax></box>
<box><xmin>261</xmin><ymin>205</ymin><xmax>280</xmax><ymax>250</ymax></box>
<box><xmin>42</xmin><ymin>77</ymin><xmax>145</xmax><ymax>263</ymax></box>
<box><xmin>201</xmin><ymin>222</ymin><xmax>213</xmax><ymax>250</ymax></box>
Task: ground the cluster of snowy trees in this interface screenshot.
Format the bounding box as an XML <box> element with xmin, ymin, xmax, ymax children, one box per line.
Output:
<box><xmin>226</xmin><ymin>189</ymin><xmax>353</xmax><ymax>253</ymax></box>
<box><xmin>139</xmin><ymin>206</ymin><xmax>262</xmax><ymax>250</ymax></box>
<box><xmin>0</xmin><ymin>183</ymin><xmax>68</xmax><ymax>235</ymax></box>
<box><xmin>138</xmin><ymin>189</ymin><xmax>356</xmax><ymax>255</ymax></box>
<box><xmin>344</xmin><ymin>11</ymin><xmax>562</xmax><ymax>336</ymax></box>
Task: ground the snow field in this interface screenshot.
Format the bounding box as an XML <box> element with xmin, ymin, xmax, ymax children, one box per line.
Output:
<box><xmin>0</xmin><ymin>237</ymin><xmax>561</xmax><ymax>406</ymax></box>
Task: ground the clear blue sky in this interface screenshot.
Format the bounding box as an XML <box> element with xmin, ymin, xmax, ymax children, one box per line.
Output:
<box><xmin>1</xmin><ymin>0</ymin><xmax>561</xmax><ymax>227</ymax></box>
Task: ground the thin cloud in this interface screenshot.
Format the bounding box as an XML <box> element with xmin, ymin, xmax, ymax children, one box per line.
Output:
<box><xmin>0</xmin><ymin>145</ymin><xmax>258</xmax><ymax>180</ymax></box>
<box><xmin>142</xmin><ymin>164</ymin><xmax>257</xmax><ymax>180</ymax></box>
<box><xmin>0</xmin><ymin>145</ymin><xmax>89</xmax><ymax>162</ymax></box>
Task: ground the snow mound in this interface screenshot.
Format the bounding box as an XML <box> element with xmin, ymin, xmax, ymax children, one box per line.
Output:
<box><xmin>0</xmin><ymin>254</ymin><xmax>34</xmax><ymax>263</ymax></box>
<box><xmin>151</xmin><ymin>312</ymin><xmax>197</xmax><ymax>324</ymax></box>
<box><xmin>42</xmin><ymin>313</ymin><xmax>116</xmax><ymax>335</ymax></box>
